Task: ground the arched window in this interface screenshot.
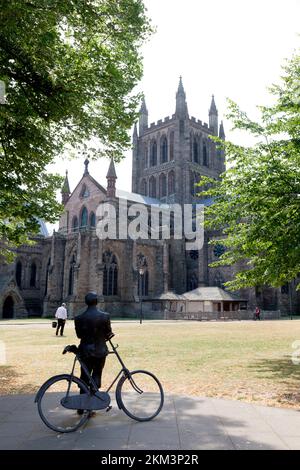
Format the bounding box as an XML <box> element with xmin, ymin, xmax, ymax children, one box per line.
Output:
<box><xmin>150</xmin><ymin>140</ymin><xmax>157</xmax><ymax>166</ymax></box>
<box><xmin>159</xmin><ymin>174</ymin><xmax>167</xmax><ymax>198</ymax></box>
<box><xmin>30</xmin><ymin>262</ymin><xmax>37</xmax><ymax>287</ymax></box>
<box><xmin>215</xmin><ymin>273</ymin><xmax>225</xmax><ymax>289</ymax></box>
<box><xmin>143</xmin><ymin>143</ymin><xmax>148</xmax><ymax>168</ymax></box>
<box><xmin>137</xmin><ymin>253</ymin><xmax>149</xmax><ymax>296</ymax></box>
<box><xmin>16</xmin><ymin>261</ymin><xmax>22</xmax><ymax>288</ymax></box>
<box><xmin>80</xmin><ymin>184</ymin><xmax>90</xmax><ymax>198</ymax></box>
<box><xmin>149</xmin><ymin>176</ymin><xmax>157</xmax><ymax>198</ymax></box>
<box><xmin>188</xmin><ymin>273</ymin><xmax>198</xmax><ymax>291</ymax></box>
<box><xmin>190</xmin><ymin>132</ymin><xmax>193</xmax><ymax>160</ymax></box>
<box><xmin>103</xmin><ymin>251</ymin><xmax>118</xmax><ymax>296</ymax></box>
<box><xmin>140</xmin><ymin>179</ymin><xmax>147</xmax><ymax>196</ymax></box>
<box><xmin>160</xmin><ymin>135</ymin><xmax>168</xmax><ymax>163</ymax></box>
<box><xmin>190</xmin><ymin>172</ymin><xmax>200</xmax><ymax>196</ymax></box>
<box><xmin>169</xmin><ymin>131</ymin><xmax>174</xmax><ymax>161</ymax></box>
<box><xmin>68</xmin><ymin>254</ymin><xmax>76</xmax><ymax>295</ymax></box>
<box><xmin>80</xmin><ymin>207</ymin><xmax>88</xmax><ymax>228</ymax></box>
<box><xmin>168</xmin><ymin>171</ymin><xmax>175</xmax><ymax>195</ymax></box>
<box><xmin>72</xmin><ymin>216</ymin><xmax>78</xmax><ymax>232</ymax></box>
<box><xmin>44</xmin><ymin>258</ymin><xmax>50</xmax><ymax>296</ymax></box>
<box><xmin>90</xmin><ymin>212</ymin><xmax>96</xmax><ymax>228</ymax></box>
<box><xmin>193</xmin><ymin>137</ymin><xmax>199</xmax><ymax>163</ymax></box>
<box><xmin>203</xmin><ymin>142</ymin><xmax>208</xmax><ymax>166</ymax></box>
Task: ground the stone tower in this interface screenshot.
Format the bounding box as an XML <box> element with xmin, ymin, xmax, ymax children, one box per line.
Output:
<box><xmin>131</xmin><ymin>78</ymin><xmax>225</xmax><ymax>206</ymax></box>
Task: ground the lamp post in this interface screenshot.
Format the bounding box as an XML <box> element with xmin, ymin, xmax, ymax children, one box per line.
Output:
<box><xmin>139</xmin><ymin>267</ymin><xmax>145</xmax><ymax>324</ymax></box>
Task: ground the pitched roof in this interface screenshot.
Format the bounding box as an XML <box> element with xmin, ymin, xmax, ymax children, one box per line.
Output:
<box><xmin>183</xmin><ymin>287</ymin><xmax>246</xmax><ymax>301</ymax></box>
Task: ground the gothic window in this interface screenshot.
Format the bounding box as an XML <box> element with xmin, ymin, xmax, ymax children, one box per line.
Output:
<box><xmin>44</xmin><ymin>258</ymin><xmax>50</xmax><ymax>296</ymax></box>
<box><xmin>80</xmin><ymin>207</ymin><xmax>88</xmax><ymax>228</ymax></box>
<box><xmin>159</xmin><ymin>174</ymin><xmax>167</xmax><ymax>198</ymax></box>
<box><xmin>80</xmin><ymin>184</ymin><xmax>90</xmax><ymax>198</ymax></box>
<box><xmin>137</xmin><ymin>253</ymin><xmax>149</xmax><ymax>297</ymax></box>
<box><xmin>215</xmin><ymin>273</ymin><xmax>225</xmax><ymax>289</ymax></box>
<box><xmin>190</xmin><ymin>172</ymin><xmax>197</xmax><ymax>196</ymax></box>
<box><xmin>149</xmin><ymin>176</ymin><xmax>156</xmax><ymax>198</ymax></box>
<box><xmin>16</xmin><ymin>261</ymin><xmax>22</xmax><ymax>288</ymax></box>
<box><xmin>189</xmin><ymin>132</ymin><xmax>193</xmax><ymax>160</ymax></box>
<box><xmin>140</xmin><ymin>179</ymin><xmax>147</xmax><ymax>196</ymax></box>
<box><xmin>213</xmin><ymin>243</ymin><xmax>226</xmax><ymax>258</ymax></box>
<box><xmin>281</xmin><ymin>283</ymin><xmax>289</xmax><ymax>295</ymax></box>
<box><xmin>169</xmin><ymin>131</ymin><xmax>174</xmax><ymax>160</ymax></box>
<box><xmin>188</xmin><ymin>273</ymin><xmax>198</xmax><ymax>291</ymax></box>
<box><xmin>103</xmin><ymin>251</ymin><xmax>118</xmax><ymax>296</ymax></box>
<box><xmin>72</xmin><ymin>216</ymin><xmax>78</xmax><ymax>232</ymax></box>
<box><xmin>143</xmin><ymin>143</ymin><xmax>148</xmax><ymax>168</ymax></box>
<box><xmin>203</xmin><ymin>142</ymin><xmax>208</xmax><ymax>166</ymax></box>
<box><xmin>193</xmin><ymin>137</ymin><xmax>199</xmax><ymax>163</ymax></box>
<box><xmin>90</xmin><ymin>212</ymin><xmax>96</xmax><ymax>228</ymax></box>
<box><xmin>168</xmin><ymin>170</ymin><xmax>175</xmax><ymax>195</ymax></box>
<box><xmin>68</xmin><ymin>254</ymin><xmax>76</xmax><ymax>295</ymax></box>
<box><xmin>150</xmin><ymin>139</ymin><xmax>157</xmax><ymax>166</ymax></box>
<box><xmin>30</xmin><ymin>262</ymin><xmax>37</xmax><ymax>287</ymax></box>
<box><xmin>160</xmin><ymin>135</ymin><xmax>168</xmax><ymax>163</ymax></box>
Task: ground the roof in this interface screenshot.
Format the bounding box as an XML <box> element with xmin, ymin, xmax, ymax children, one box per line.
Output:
<box><xmin>154</xmin><ymin>291</ymin><xmax>186</xmax><ymax>301</ymax></box>
<box><xmin>183</xmin><ymin>287</ymin><xmax>246</xmax><ymax>302</ymax></box>
<box><xmin>106</xmin><ymin>158</ymin><xmax>117</xmax><ymax>179</ymax></box>
<box><xmin>116</xmin><ymin>189</ymin><xmax>166</xmax><ymax>207</ymax></box>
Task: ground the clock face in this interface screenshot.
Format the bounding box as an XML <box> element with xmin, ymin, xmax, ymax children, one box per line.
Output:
<box><xmin>213</xmin><ymin>243</ymin><xmax>226</xmax><ymax>258</ymax></box>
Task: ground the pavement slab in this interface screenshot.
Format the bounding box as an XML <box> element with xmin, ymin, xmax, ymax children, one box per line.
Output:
<box><xmin>0</xmin><ymin>393</ymin><xmax>299</xmax><ymax>450</ymax></box>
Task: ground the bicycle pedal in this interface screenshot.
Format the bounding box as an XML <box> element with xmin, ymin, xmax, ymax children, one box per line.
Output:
<box><xmin>106</xmin><ymin>406</ymin><xmax>112</xmax><ymax>412</ymax></box>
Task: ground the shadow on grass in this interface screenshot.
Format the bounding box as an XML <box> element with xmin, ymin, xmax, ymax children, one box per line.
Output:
<box><xmin>0</xmin><ymin>365</ymin><xmax>36</xmax><ymax>395</ymax></box>
<box><xmin>248</xmin><ymin>356</ymin><xmax>300</xmax><ymax>404</ymax></box>
<box><xmin>249</xmin><ymin>356</ymin><xmax>300</xmax><ymax>380</ymax></box>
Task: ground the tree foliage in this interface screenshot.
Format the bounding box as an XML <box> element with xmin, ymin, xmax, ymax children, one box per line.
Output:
<box><xmin>0</xmin><ymin>0</ymin><xmax>151</xmax><ymax>258</ymax></box>
<box><xmin>200</xmin><ymin>52</ymin><xmax>300</xmax><ymax>290</ymax></box>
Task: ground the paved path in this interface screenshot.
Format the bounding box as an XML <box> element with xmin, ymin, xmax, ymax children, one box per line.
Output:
<box><xmin>0</xmin><ymin>393</ymin><xmax>300</xmax><ymax>450</ymax></box>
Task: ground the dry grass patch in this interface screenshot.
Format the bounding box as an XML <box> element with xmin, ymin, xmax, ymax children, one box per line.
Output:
<box><xmin>1</xmin><ymin>320</ymin><xmax>300</xmax><ymax>409</ymax></box>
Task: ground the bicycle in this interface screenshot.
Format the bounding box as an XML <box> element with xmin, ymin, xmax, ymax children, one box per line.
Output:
<box><xmin>35</xmin><ymin>338</ymin><xmax>164</xmax><ymax>433</ymax></box>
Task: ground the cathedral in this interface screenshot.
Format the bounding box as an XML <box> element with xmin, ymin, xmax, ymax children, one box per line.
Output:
<box><xmin>0</xmin><ymin>79</ymin><xmax>298</xmax><ymax>319</ymax></box>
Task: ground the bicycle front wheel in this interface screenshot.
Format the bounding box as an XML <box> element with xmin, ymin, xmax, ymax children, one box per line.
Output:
<box><xmin>36</xmin><ymin>374</ymin><xmax>90</xmax><ymax>433</ymax></box>
<box><xmin>116</xmin><ymin>370</ymin><xmax>164</xmax><ymax>422</ymax></box>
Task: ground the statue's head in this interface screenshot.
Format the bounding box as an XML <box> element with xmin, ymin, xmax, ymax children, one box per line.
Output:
<box><xmin>85</xmin><ymin>292</ymin><xmax>98</xmax><ymax>306</ymax></box>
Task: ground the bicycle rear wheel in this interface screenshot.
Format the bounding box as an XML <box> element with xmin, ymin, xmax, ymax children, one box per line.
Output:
<box><xmin>116</xmin><ymin>370</ymin><xmax>164</xmax><ymax>422</ymax></box>
<box><xmin>36</xmin><ymin>374</ymin><xmax>90</xmax><ymax>433</ymax></box>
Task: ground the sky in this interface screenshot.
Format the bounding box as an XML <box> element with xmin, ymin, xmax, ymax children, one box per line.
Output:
<box><xmin>49</xmin><ymin>0</ymin><xmax>300</xmax><ymax>220</ymax></box>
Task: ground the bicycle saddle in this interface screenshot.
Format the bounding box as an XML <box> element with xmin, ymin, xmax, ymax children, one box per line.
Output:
<box><xmin>62</xmin><ymin>344</ymin><xmax>78</xmax><ymax>355</ymax></box>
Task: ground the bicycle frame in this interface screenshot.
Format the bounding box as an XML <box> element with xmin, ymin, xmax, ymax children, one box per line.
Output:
<box><xmin>68</xmin><ymin>339</ymin><xmax>135</xmax><ymax>397</ymax></box>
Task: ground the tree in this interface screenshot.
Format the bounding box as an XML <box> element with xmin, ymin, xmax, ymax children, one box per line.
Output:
<box><xmin>0</xmin><ymin>0</ymin><xmax>151</xmax><ymax>258</ymax></box>
<box><xmin>200</xmin><ymin>51</ymin><xmax>300</xmax><ymax>290</ymax></box>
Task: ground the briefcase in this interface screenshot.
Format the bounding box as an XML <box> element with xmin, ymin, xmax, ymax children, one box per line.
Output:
<box><xmin>52</xmin><ymin>321</ymin><xmax>57</xmax><ymax>328</ymax></box>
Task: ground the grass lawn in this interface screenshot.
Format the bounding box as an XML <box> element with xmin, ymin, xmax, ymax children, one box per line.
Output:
<box><xmin>1</xmin><ymin>319</ymin><xmax>300</xmax><ymax>409</ymax></box>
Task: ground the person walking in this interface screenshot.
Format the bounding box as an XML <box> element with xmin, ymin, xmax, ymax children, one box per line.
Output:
<box><xmin>254</xmin><ymin>306</ymin><xmax>261</xmax><ymax>321</ymax></box>
<box><xmin>74</xmin><ymin>292</ymin><xmax>114</xmax><ymax>415</ymax></box>
<box><xmin>55</xmin><ymin>303</ymin><xmax>67</xmax><ymax>336</ymax></box>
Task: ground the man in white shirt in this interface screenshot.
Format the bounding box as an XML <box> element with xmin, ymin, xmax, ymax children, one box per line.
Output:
<box><xmin>55</xmin><ymin>303</ymin><xmax>67</xmax><ymax>336</ymax></box>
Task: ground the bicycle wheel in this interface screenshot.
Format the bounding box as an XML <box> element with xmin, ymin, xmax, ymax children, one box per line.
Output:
<box><xmin>36</xmin><ymin>374</ymin><xmax>90</xmax><ymax>433</ymax></box>
<box><xmin>116</xmin><ymin>370</ymin><xmax>164</xmax><ymax>422</ymax></box>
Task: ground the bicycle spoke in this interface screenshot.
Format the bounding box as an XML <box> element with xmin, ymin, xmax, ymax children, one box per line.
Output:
<box><xmin>118</xmin><ymin>370</ymin><xmax>164</xmax><ymax>421</ymax></box>
<box><xmin>37</xmin><ymin>375</ymin><xmax>89</xmax><ymax>433</ymax></box>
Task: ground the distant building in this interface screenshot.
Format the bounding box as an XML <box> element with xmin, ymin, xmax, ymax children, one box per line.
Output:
<box><xmin>0</xmin><ymin>79</ymin><xmax>298</xmax><ymax>318</ymax></box>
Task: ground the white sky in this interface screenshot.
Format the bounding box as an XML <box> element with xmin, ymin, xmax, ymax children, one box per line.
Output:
<box><xmin>49</xmin><ymin>0</ymin><xmax>300</xmax><ymax>220</ymax></box>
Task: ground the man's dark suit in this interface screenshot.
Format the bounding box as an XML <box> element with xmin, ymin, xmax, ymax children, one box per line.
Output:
<box><xmin>75</xmin><ymin>305</ymin><xmax>113</xmax><ymax>390</ymax></box>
